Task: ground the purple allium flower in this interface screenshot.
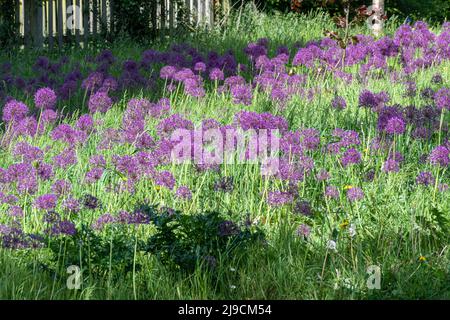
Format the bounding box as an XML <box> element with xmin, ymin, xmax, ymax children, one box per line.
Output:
<box><xmin>385</xmin><ymin>117</ymin><xmax>406</xmax><ymax>135</ymax></box>
<box><xmin>296</xmin><ymin>224</ymin><xmax>311</xmax><ymax>238</ymax></box>
<box><xmin>88</xmin><ymin>91</ymin><xmax>113</xmax><ymax>113</ymax></box>
<box><xmin>358</xmin><ymin>90</ymin><xmax>389</xmax><ymax>109</ymax></box>
<box><xmin>416</xmin><ymin>171</ymin><xmax>435</xmax><ymax>186</ymax></box>
<box><xmin>154</xmin><ymin>170</ymin><xmax>175</xmax><ymax>190</ymax></box>
<box><xmin>231</xmin><ymin>84</ymin><xmax>252</xmax><ymax>105</ymax></box>
<box><xmin>359</xmin><ymin>90</ymin><xmax>377</xmax><ymax>108</ymax></box>
<box><xmin>194</xmin><ymin>62</ymin><xmax>207</xmax><ymax>73</ymax></box>
<box><xmin>82</xmin><ymin>194</ymin><xmax>101</xmax><ymax>210</ymax></box>
<box><xmin>428</xmin><ymin>145</ymin><xmax>449</xmax><ymax>167</ymax></box>
<box><xmin>209</xmin><ymin>67</ymin><xmax>224</xmax><ymax>81</ymax></box>
<box><xmin>346</xmin><ymin>187</ymin><xmax>364</xmax><ymax>202</ymax></box>
<box><xmin>388</xmin><ymin>151</ymin><xmax>404</xmax><ymax>162</ymax></box>
<box><xmin>316</xmin><ymin>169</ymin><xmax>330</xmax><ymax>181</ymax></box>
<box><xmin>53</xmin><ymin>148</ymin><xmax>77</xmax><ymax>168</ymax></box>
<box><xmin>62</xmin><ymin>197</ymin><xmax>80</xmax><ymax>213</ymax></box>
<box><xmin>34</xmin><ymin>194</ymin><xmax>58</xmax><ymax>210</ymax></box>
<box><xmin>92</xmin><ymin>213</ymin><xmax>116</xmax><ymax>230</ymax></box>
<box><xmin>382</xmin><ymin>159</ymin><xmax>400</xmax><ymax>173</ymax></box>
<box><xmin>34</xmin><ymin>87</ymin><xmax>57</xmax><ymax>110</ymax></box>
<box><xmin>293</xmin><ymin>200</ymin><xmax>312</xmax><ymax>216</ymax></box>
<box><xmin>331</xmin><ymin>96</ymin><xmax>347</xmax><ymax>109</ymax></box>
<box><xmin>40</xmin><ymin>109</ymin><xmax>58</xmax><ymax>124</ymax></box>
<box><xmin>8</xmin><ymin>206</ymin><xmax>24</xmax><ymax>218</ymax></box>
<box><xmin>2</xmin><ymin>99</ymin><xmax>28</xmax><ymax>122</ymax></box>
<box><xmin>325</xmin><ymin>186</ymin><xmax>340</xmax><ymax>199</ymax></box>
<box><xmin>218</xmin><ymin>220</ymin><xmax>240</xmax><ymax>237</ymax></box>
<box><xmin>51</xmin><ymin>124</ymin><xmax>87</xmax><ymax>146</ymax></box>
<box><xmin>81</xmin><ymin>71</ymin><xmax>104</xmax><ymax>91</ymax></box>
<box><xmin>175</xmin><ymin>186</ymin><xmax>192</xmax><ymax>200</ymax></box>
<box><xmin>89</xmin><ymin>155</ymin><xmax>106</xmax><ymax>167</ymax></box>
<box><xmin>49</xmin><ymin>220</ymin><xmax>76</xmax><ymax>236</ymax></box>
<box><xmin>13</xmin><ymin>142</ymin><xmax>44</xmax><ymax>162</ymax></box>
<box><xmin>149</xmin><ymin>97</ymin><xmax>171</xmax><ymax>118</ymax></box>
<box><xmin>76</xmin><ymin>114</ymin><xmax>94</xmax><ymax>132</ymax></box>
<box><xmin>160</xmin><ymin>65</ymin><xmax>177</xmax><ymax>80</ymax></box>
<box><xmin>267</xmin><ymin>191</ymin><xmax>294</xmax><ymax>206</ymax></box>
<box><xmin>341</xmin><ymin>148</ymin><xmax>362</xmax><ymax>167</ymax></box>
<box><xmin>434</xmin><ymin>88</ymin><xmax>450</xmax><ymax>110</ymax></box>
<box><xmin>234</xmin><ymin>110</ymin><xmax>288</xmax><ymax>133</ymax></box>
<box><xmin>438</xmin><ymin>183</ymin><xmax>449</xmax><ymax>192</ymax></box>
<box><xmin>51</xmin><ymin>179</ymin><xmax>72</xmax><ymax>196</ymax></box>
<box><xmin>117</xmin><ymin>210</ymin><xmax>150</xmax><ymax>225</ymax></box>
<box><xmin>85</xmin><ymin>167</ymin><xmax>104</xmax><ymax>183</ymax></box>
<box><xmin>0</xmin><ymin>193</ymin><xmax>18</xmax><ymax>205</ymax></box>
<box><xmin>14</xmin><ymin>116</ymin><xmax>40</xmax><ymax>137</ymax></box>
<box><xmin>156</xmin><ymin>113</ymin><xmax>193</xmax><ymax>138</ymax></box>
<box><xmin>36</xmin><ymin>162</ymin><xmax>54</xmax><ymax>181</ymax></box>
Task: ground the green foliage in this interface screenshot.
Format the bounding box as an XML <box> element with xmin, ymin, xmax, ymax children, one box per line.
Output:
<box><xmin>144</xmin><ymin>206</ymin><xmax>266</xmax><ymax>272</ymax></box>
<box><xmin>385</xmin><ymin>0</ymin><xmax>450</xmax><ymax>23</ymax></box>
<box><xmin>0</xmin><ymin>0</ymin><xmax>17</xmax><ymax>48</ymax></box>
<box><xmin>44</xmin><ymin>224</ymin><xmax>141</xmax><ymax>278</ymax></box>
<box><xmin>255</xmin><ymin>0</ymin><xmax>450</xmax><ymax>23</ymax></box>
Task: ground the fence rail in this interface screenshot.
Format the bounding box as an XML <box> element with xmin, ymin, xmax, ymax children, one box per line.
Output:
<box><xmin>13</xmin><ymin>0</ymin><xmax>216</xmax><ymax>48</ymax></box>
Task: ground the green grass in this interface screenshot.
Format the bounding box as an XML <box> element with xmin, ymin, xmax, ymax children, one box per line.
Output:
<box><xmin>0</xmin><ymin>7</ymin><xmax>449</xmax><ymax>299</ymax></box>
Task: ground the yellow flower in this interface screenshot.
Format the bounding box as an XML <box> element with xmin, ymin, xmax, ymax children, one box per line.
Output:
<box><xmin>344</xmin><ymin>185</ymin><xmax>353</xmax><ymax>190</ymax></box>
<box><xmin>154</xmin><ymin>185</ymin><xmax>161</xmax><ymax>191</ymax></box>
<box><xmin>419</xmin><ymin>255</ymin><xmax>426</xmax><ymax>262</ymax></box>
<box><xmin>339</xmin><ymin>219</ymin><xmax>350</xmax><ymax>230</ymax></box>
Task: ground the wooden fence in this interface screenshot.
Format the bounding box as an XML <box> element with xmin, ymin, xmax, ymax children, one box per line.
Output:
<box><xmin>12</xmin><ymin>0</ymin><xmax>216</xmax><ymax>48</ymax></box>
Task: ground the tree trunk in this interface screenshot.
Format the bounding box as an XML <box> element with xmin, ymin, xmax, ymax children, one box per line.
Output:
<box><xmin>372</xmin><ymin>0</ymin><xmax>384</xmax><ymax>37</ymax></box>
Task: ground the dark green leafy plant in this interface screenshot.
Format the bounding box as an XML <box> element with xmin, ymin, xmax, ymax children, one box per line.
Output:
<box><xmin>143</xmin><ymin>205</ymin><xmax>266</xmax><ymax>272</ymax></box>
<box><xmin>44</xmin><ymin>223</ymin><xmax>143</xmax><ymax>280</ymax></box>
<box><xmin>0</xmin><ymin>0</ymin><xmax>18</xmax><ymax>48</ymax></box>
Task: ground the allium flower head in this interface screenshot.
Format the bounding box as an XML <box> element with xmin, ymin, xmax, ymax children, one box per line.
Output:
<box><xmin>34</xmin><ymin>87</ymin><xmax>57</xmax><ymax>110</ymax></box>
<box><xmin>434</xmin><ymin>88</ymin><xmax>450</xmax><ymax>110</ymax></box>
<box><xmin>267</xmin><ymin>191</ymin><xmax>294</xmax><ymax>206</ymax></box>
<box><xmin>154</xmin><ymin>171</ymin><xmax>175</xmax><ymax>190</ymax></box>
<box><xmin>296</xmin><ymin>224</ymin><xmax>311</xmax><ymax>238</ymax></box>
<box><xmin>325</xmin><ymin>186</ymin><xmax>340</xmax><ymax>199</ymax></box>
<box><xmin>2</xmin><ymin>99</ymin><xmax>28</xmax><ymax>122</ymax></box>
<box><xmin>88</xmin><ymin>91</ymin><xmax>113</xmax><ymax>113</ymax></box>
<box><xmin>51</xmin><ymin>179</ymin><xmax>72</xmax><ymax>196</ymax></box>
<box><xmin>76</xmin><ymin>114</ymin><xmax>94</xmax><ymax>132</ymax></box>
<box><xmin>386</xmin><ymin>117</ymin><xmax>406</xmax><ymax>135</ymax></box>
<box><xmin>341</xmin><ymin>148</ymin><xmax>362</xmax><ymax>167</ymax></box>
<box><xmin>41</xmin><ymin>109</ymin><xmax>58</xmax><ymax>124</ymax></box>
<box><xmin>85</xmin><ymin>167</ymin><xmax>104</xmax><ymax>183</ymax></box>
<box><xmin>209</xmin><ymin>68</ymin><xmax>224</xmax><ymax>81</ymax></box>
<box><xmin>34</xmin><ymin>194</ymin><xmax>58</xmax><ymax>210</ymax></box>
<box><xmin>331</xmin><ymin>96</ymin><xmax>347</xmax><ymax>109</ymax></box>
<box><xmin>62</xmin><ymin>197</ymin><xmax>80</xmax><ymax>213</ymax></box>
<box><xmin>428</xmin><ymin>145</ymin><xmax>449</xmax><ymax>167</ymax></box>
<box><xmin>231</xmin><ymin>84</ymin><xmax>252</xmax><ymax>106</ymax></box>
<box><xmin>382</xmin><ymin>159</ymin><xmax>400</xmax><ymax>173</ymax></box>
<box><xmin>294</xmin><ymin>200</ymin><xmax>312</xmax><ymax>216</ymax></box>
<box><xmin>346</xmin><ymin>187</ymin><xmax>364</xmax><ymax>202</ymax></box>
<box><xmin>218</xmin><ymin>220</ymin><xmax>240</xmax><ymax>237</ymax></box>
<box><xmin>92</xmin><ymin>213</ymin><xmax>116</xmax><ymax>230</ymax></box>
<box><xmin>175</xmin><ymin>186</ymin><xmax>192</xmax><ymax>199</ymax></box>
<box><xmin>83</xmin><ymin>194</ymin><xmax>102</xmax><ymax>210</ymax></box>
<box><xmin>416</xmin><ymin>171</ymin><xmax>435</xmax><ymax>186</ymax></box>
